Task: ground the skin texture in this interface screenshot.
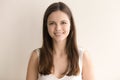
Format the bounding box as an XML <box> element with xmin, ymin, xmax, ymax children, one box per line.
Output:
<box><xmin>26</xmin><ymin>10</ymin><xmax>95</xmax><ymax>80</ymax></box>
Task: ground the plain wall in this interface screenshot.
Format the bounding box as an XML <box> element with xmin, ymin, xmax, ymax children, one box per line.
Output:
<box><xmin>0</xmin><ymin>0</ymin><xmax>120</xmax><ymax>80</ymax></box>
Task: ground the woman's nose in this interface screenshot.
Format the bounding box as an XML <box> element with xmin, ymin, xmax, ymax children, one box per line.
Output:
<box><xmin>55</xmin><ymin>24</ymin><xmax>61</xmax><ymax>31</ymax></box>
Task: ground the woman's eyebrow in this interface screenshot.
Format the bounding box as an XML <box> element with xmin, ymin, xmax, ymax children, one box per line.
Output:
<box><xmin>48</xmin><ymin>21</ymin><xmax>55</xmax><ymax>23</ymax></box>
<box><xmin>48</xmin><ymin>19</ymin><xmax>69</xmax><ymax>22</ymax></box>
<box><xmin>61</xmin><ymin>20</ymin><xmax>68</xmax><ymax>22</ymax></box>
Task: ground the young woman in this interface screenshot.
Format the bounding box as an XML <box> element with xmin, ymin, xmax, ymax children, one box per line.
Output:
<box><xmin>26</xmin><ymin>2</ymin><xmax>94</xmax><ymax>80</ymax></box>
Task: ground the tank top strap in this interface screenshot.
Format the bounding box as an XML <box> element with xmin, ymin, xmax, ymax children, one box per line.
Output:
<box><xmin>34</xmin><ymin>48</ymin><xmax>40</xmax><ymax>61</ymax></box>
<box><xmin>79</xmin><ymin>48</ymin><xmax>85</xmax><ymax>74</ymax></box>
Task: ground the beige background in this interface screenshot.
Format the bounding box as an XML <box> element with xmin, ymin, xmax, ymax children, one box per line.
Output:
<box><xmin>0</xmin><ymin>0</ymin><xmax>120</xmax><ymax>80</ymax></box>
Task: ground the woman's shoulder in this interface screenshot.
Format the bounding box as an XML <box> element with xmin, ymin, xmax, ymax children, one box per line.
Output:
<box><xmin>78</xmin><ymin>47</ymin><xmax>90</xmax><ymax>60</ymax></box>
<box><xmin>29</xmin><ymin>48</ymin><xmax>41</xmax><ymax>61</ymax></box>
<box><xmin>78</xmin><ymin>47</ymin><xmax>85</xmax><ymax>57</ymax></box>
<box><xmin>32</xmin><ymin>48</ymin><xmax>41</xmax><ymax>56</ymax></box>
<box><xmin>81</xmin><ymin>48</ymin><xmax>95</xmax><ymax>80</ymax></box>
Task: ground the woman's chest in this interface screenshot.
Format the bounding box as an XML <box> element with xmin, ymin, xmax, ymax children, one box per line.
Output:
<box><xmin>52</xmin><ymin>55</ymin><xmax>68</xmax><ymax>77</ymax></box>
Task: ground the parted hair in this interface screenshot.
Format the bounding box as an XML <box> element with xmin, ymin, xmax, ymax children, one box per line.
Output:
<box><xmin>39</xmin><ymin>2</ymin><xmax>80</xmax><ymax>76</ymax></box>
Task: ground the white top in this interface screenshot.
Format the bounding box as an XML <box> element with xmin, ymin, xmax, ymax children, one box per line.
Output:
<box><xmin>36</xmin><ymin>48</ymin><xmax>84</xmax><ymax>80</ymax></box>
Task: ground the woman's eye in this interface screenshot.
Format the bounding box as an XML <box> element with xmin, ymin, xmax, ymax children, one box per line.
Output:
<box><xmin>49</xmin><ymin>23</ymin><xmax>54</xmax><ymax>25</ymax></box>
<box><xmin>61</xmin><ymin>22</ymin><xmax>67</xmax><ymax>24</ymax></box>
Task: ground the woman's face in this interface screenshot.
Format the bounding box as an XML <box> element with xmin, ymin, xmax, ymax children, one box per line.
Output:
<box><xmin>47</xmin><ymin>10</ymin><xmax>70</xmax><ymax>42</ymax></box>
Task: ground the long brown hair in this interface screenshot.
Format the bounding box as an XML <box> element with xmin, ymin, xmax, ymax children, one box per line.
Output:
<box><xmin>39</xmin><ymin>2</ymin><xmax>80</xmax><ymax>76</ymax></box>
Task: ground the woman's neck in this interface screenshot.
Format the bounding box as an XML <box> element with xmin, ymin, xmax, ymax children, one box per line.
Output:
<box><xmin>53</xmin><ymin>40</ymin><xmax>66</xmax><ymax>56</ymax></box>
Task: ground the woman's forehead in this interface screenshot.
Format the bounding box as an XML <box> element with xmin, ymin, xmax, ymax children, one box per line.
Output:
<box><xmin>47</xmin><ymin>11</ymin><xmax>70</xmax><ymax>22</ymax></box>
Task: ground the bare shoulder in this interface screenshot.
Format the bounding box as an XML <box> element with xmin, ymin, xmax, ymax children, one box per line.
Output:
<box><xmin>82</xmin><ymin>49</ymin><xmax>93</xmax><ymax>70</ymax></box>
<box><xmin>30</xmin><ymin>49</ymin><xmax>39</xmax><ymax>60</ymax></box>
<box><xmin>28</xmin><ymin>49</ymin><xmax>39</xmax><ymax>64</ymax></box>
<box><xmin>82</xmin><ymin>49</ymin><xmax>95</xmax><ymax>80</ymax></box>
<box><xmin>26</xmin><ymin>49</ymin><xmax>39</xmax><ymax>80</ymax></box>
<box><xmin>83</xmin><ymin>49</ymin><xmax>92</xmax><ymax>62</ymax></box>
<box><xmin>28</xmin><ymin>49</ymin><xmax>39</xmax><ymax>68</ymax></box>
